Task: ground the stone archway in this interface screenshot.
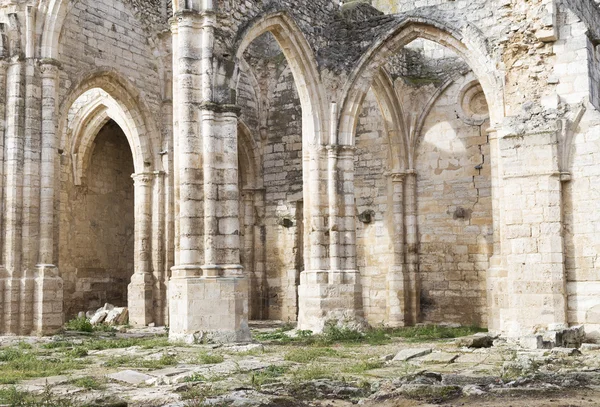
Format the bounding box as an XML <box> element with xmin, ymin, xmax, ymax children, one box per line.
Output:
<box><xmin>57</xmin><ymin>78</ymin><xmax>160</xmax><ymax>327</ymax></box>
<box><xmin>339</xmin><ymin>18</ymin><xmax>502</xmax><ymax>330</ymax></box>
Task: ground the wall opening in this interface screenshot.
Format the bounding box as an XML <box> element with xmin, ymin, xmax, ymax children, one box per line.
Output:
<box><xmin>236</xmin><ymin>30</ymin><xmax>305</xmax><ymax>322</ymax></box>
<box><xmin>60</xmin><ymin>119</ymin><xmax>135</xmax><ymax>318</ymax></box>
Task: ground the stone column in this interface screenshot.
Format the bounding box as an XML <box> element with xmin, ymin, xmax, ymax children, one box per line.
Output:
<box><xmin>169</xmin><ymin>9</ymin><xmax>249</xmax><ymax>343</ymax></box>
<box><xmin>495</xmin><ymin>127</ymin><xmax>567</xmax><ymax>336</ymax></box>
<box><xmin>242</xmin><ymin>188</ymin><xmax>257</xmax><ymax>319</ymax></box>
<box><xmin>2</xmin><ymin>59</ymin><xmax>25</xmax><ymax>334</ymax></box>
<box><xmin>129</xmin><ymin>172</ymin><xmax>154</xmax><ymax>326</ymax></box>
<box><xmin>404</xmin><ymin>170</ymin><xmax>419</xmax><ymax>325</ymax></box>
<box><xmin>0</xmin><ymin>61</ymin><xmax>7</xmax><ymax>332</ymax></box>
<box><xmin>486</xmin><ymin>127</ymin><xmax>507</xmax><ymax>332</ymax></box>
<box><xmin>298</xmin><ymin>143</ymin><xmax>364</xmax><ymax>332</ymax></box>
<box><xmin>152</xmin><ymin>171</ymin><xmax>167</xmax><ymax>326</ymax></box>
<box><xmin>387</xmin><ymin>172</ymin><xmax>406</xmax><ymax>327</ymax></box>
<box><xmin>169</xmin><ymin>9</ymin><xmax>205</xmax><ymax>341</ymax></box>
<box><xmin>33</xmin><ymin>59</ymin><xmax>64</xmax><ymax>335</ymax></box>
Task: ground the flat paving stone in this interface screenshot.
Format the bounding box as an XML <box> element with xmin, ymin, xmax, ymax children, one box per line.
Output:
<box><xmin>108</xmin><ymin>369</ymin><xmax>155</xmax><ymax>385</ymax></box>
<box><xmin>392</xmin><ymin>348</ymin><xmax>432</xmax><ymax>362</ymax></box>
<box><xmin>421</xmin><ymin>352</ymin><xmax>459</xmax><ymax>364</ymax></box>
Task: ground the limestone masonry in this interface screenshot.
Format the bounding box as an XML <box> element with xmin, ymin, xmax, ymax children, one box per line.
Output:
<box><xmin>0</xmin><ymin>0</ymin><xmax>599</xmax><ymax>342</ymax></box>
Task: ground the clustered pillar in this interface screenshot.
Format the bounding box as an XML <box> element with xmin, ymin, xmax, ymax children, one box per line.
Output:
<box><xmin>298</xmin><ymin>139</ymin><xmax>365</xmax><ymax>333</ymax></box>
<box><xmin>168</xmin><ymin>7</ymin><xmax>249</xmax><ymax>343</ymax></box>
<box><xmin>34</xmin><ymin>60</ymin><xmax>64</xmax><ymax>335</ymax></box>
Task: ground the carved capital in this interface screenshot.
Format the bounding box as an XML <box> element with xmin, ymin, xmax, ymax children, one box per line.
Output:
<box><xmin>131</xmin><ymin>172</ymin><xmax>155</xmax><ymax>186</ymax></box>
<box><xmin>389</xmin><ymin>172</ymin><xmax>406</xmax><ymax>183</ymax></box>
<box><xmin>199</xmin><ymin>102</ymin><xmax>241</xmax><ymax>116</ymax></box>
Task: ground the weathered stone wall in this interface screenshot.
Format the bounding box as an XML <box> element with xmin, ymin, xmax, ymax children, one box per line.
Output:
<box><xmin>57</xmin><ymin>0</ymin><xmax>164</xmax><ymax>136</ymax></box>
<box><xmin>559</xmin><ymin>4</ymin><xmax>600</xmax><ymax>337</ymax></box>
<box><xmin>415</xmin><ymin>76</ymin><xmax>492</xmax><ymax>327</ymax></box>
<box><xmin>355</xmin><ymin>90</ymin><xmax>392</xmax><ymax>325</ymax></box>
<box><xmin>261</xmin><ymin>57</ymin><xmax>303</xmax><ymax>322</ymax></box>
<box><xmin>59</xmin><ymin>121</ymin><xmax>135</xmax><ymax>318</ymax></box>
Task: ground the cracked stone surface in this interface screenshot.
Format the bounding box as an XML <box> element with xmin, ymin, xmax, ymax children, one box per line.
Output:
<box><xmin>2</xmin><ymin>324</ymin><xmax>600</xmax><ymax>406</ymax></box>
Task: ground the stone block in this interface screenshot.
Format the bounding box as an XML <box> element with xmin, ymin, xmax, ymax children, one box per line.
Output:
<box><xmin>392</xmin><ymin>348</ymin><xmax>432</xmax><ymax>362</ymax></box>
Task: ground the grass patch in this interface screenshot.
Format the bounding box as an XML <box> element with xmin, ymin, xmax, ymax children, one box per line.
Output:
<box><xmin>64</xmin><ymin>317</ymin><xmax>93</xmax><ymax>333</ymax></box>
<box><xmin>86</xmin><ymin>336</ymin><xmax>171</xmax><ymax>351</ymax></box>
<box><xmin>104</xmin><ymin>353</ymin><xmax>177</xmax><ymax>369</ymax></box>
<box><xmin>72</xmin><ymin>376</ymin><xmax>106</xmax><ymax>390</ymax></box>
<box><xmin>292</xmin><ymin>364</ymin><xmax>337</xmax><ymax>381</ymax></box>
<box><xmin>196</xmin><ymin>352</ymin><xmax>224</xmax><ymax>365</ymax></box>
<box><xmin>255</xmin><ymin>323</ymin><xmax>486</xmax><ymax>347</ymax></box>
<box><xmin>250</xmin><ymin>365</ymin><xmax>289</xmax><ymax>389</ymax></box>
<box><xmin>0</xmin><ymin>347</ymin><xmax>83</xmax><ymax>384</ymax></box>
<box><xmin>342</xmin><ymin>360</ymin><xmax>384</xmax><ymax>374</ymax></box>
<box><xmin>387</xmin><ymin>325</ymin><xmax>487</xmax><ymax>342</ymax></box>
<box><xmin>0</xmin><ymin>386</ymin><xmax>75</xmax><ymax>407</ymax></box>
<box><xmin>284</xmin><ymin>347</ymin><xmax>338</xmax><ymax>363</ymax></box>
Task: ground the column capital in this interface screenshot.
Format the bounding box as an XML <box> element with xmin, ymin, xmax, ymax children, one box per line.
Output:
<box><xmin>389</xmin><ymin>172</ymin><xmax>407</xmax><ymax>183</ymax></box>
<box><xmin>171</xmin><ymin>9</ymin><xmax>216</xmax><ymax>29</ymax></box>
<box><xmin>325</xmin><ymin>144</ymin><xmax>356</xmax><ymax>156</ymax></box>
<box><xmin>199</xmin><ymin>102</ymin><xmax>241</xmax><ymax>116</ymax></box>
<box><xmin>131</xmin><ymin>172</ymin><xmax>155</xmax><ymax>186</ymax></box>
<box><xmin>38</xmin><ymin>58</ymin><xmax>62</xmax><ymax>73</ymax></box>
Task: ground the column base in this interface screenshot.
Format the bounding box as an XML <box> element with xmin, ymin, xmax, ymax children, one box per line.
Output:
<box><xmin>128</xmin><ymin>273</ymin><xmax>154</xmax><ymax>327</ymax></box>
<box><xmin>168</xmin><ymin>266</ymin><xmax>250</xmax><ymax>343</ymax></box>
<box><xmin>34</xmin><ymin>265</ymin><xmax>64</xmax><ymax>335</ymax></box>
<box><xmin>297</xmin><ymin>270</ymin><xmax>366</xmax><ymax>333</ymax></box>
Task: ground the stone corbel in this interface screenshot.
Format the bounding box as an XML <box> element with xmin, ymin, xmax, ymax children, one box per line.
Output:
<box><xmin>558</xmin><ymin>102</ymin><xmax>586</xmax><ymax>181</ymax></box>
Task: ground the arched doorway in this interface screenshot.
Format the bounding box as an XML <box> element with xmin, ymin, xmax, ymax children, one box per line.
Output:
<box><xmin>57</xmin><ymin>81</ymin><xmax>159</xmax><ymax>325</ymax></box>
<box><xmin>59</xmin><ymin>118</ymin><xmax>135</xmax><ymax>317</ymax></box>
<box><xmin>234</xmin><ymin>14</ymin><xmax>327</xmax><ymax>322</ymax></box>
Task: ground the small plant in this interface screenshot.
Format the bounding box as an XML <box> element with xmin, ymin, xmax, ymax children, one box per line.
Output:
<box><xmin>196</xmin><ymin>351</ymin><xmax>224</xmax><ymax>365</ymax></box>
<box><xmin>92</xmin><ymin>323</ymin><xmax>116</xmax><ymax>333</ymax></box>
<box><xmin>250</xmin><ymin>365</ymin><xmax>289</xmax><ymax>389</ymax></box>
<box><xmin>64</xmin><ymin>317</ymin><xmax>93</xmax><ymax>333</ymax></box>
<box><xmin>72</xmin><ymin>376</ymin><xmax>106</xmax><ymax>390</ymax></box>
<box><xmin>292</xmin><ymin>364</ymin><xmax>337</xmax><ymax>382</ymax></box>
<box><xmin>0</xmin><ymin>384</ymin><xmax>76</xmax><ymax>407</ymax></box>
<box><xmin>284</xmin><ymin>347</ymin><xmax>338</xmax><ymax>363</ymax></box>
<box><xmin>104</xmin><ymin>353</ymin><xmax>177</xmax><ymax>369</ymax></box>
<box><xmin>67</xmin><ymin>346</ymin><xmax>88</xmax><ymax>358</ymax></box>
<box><xmin>342</xmin><ymin>360</ymin><xmax>384</xmax><ymax>374</ymax></box>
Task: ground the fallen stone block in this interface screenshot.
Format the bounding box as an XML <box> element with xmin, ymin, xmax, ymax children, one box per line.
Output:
<box><xmin>519</xmin><ymin>335</ymin><xmax>544</xmax><ymax>349</ymax></box>
<box><xmin>392</xmin><ymin>348</ymin><xmax>432</xmax><ymax>362</ymax></box>
<box><xmin>90</xmin><ymin>310</ymin><xmax>108</xmax><ymax>325</ymax></box>
<box><xmin>456</xmin><ymin>333</ymin><xmax>495</xmax><ymax>348</ymax></box>
<box><xmin>550</xmin><ymin>347</ymin><xmax>582</xmax><ymax>357</ymax></box>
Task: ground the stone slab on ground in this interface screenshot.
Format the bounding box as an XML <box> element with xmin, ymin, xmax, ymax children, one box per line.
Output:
<box><xmin>392</xmin><ymin>348</ymin><xmax>432</xmax><ymax>362</ymax></box>
<box><xmin>108</xmin><ymin>370</ymin><xmax>155</xmax><ymax>385</ymax></box>
<box><xmin>420</xmin><ymin>352</ymin><xmax>459</xmax><ymax>364</ymax></box>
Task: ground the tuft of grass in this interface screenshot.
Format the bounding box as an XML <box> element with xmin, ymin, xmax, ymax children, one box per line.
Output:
<box><xmin>72</xmin><ymin>376</ymin><xmax>106</xmax><ymax>390</ymax></box>
<box><xmin>342</xmin><ymin>360</ymin><xmax>384</xmax><ymax>374</ymax></box>
<box><xmin>196</xmin><ymin>352</ymin><xmax>224</xmax><ymax>365</ymax></box>
<box><xmin>250</xmin><ymin>365</ymin><xmax>289</xmax><ymax>389</ymax></box>
<box><xmin>284</xmin><ymin>347</ymin><xmax>338</xmax><ymax>363</ymax></box>
<box><xmin>0</xmin><ymin>385</ymin><xmax>76</xmax><ymax>407</ymax></box>
<box><xmin>0</xmin><ymin>348</ymin><xmax>83</xmax><ymax>384</ymax></box>
<box><xmin>292</xmin><ymin>364</ymin><xmax>337</xmax><ymax>382</ymax></box>
<box><xmin>64</xmin><ymin>317</ymin><xmax>93</xmax><ymax>333</ymax></box>
<box><xmin>104</xmin><ymin>353</ymin><xmax>177</xmax><ymax>369</ymax></box>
